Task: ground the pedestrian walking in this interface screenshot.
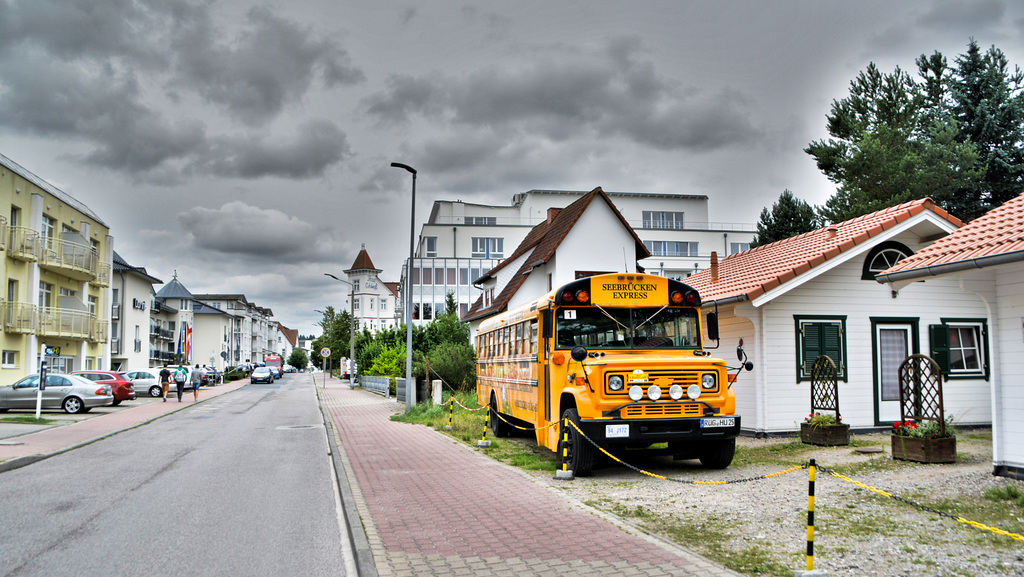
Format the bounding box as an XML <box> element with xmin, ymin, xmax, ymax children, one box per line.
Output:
<box><xmin>191</xmin><ymin>364</ymin><xmax>202</xmax><ymax>402</ymax></box>
<box><xmin>159</xmin><ymin>364</ymin><xmax>172</xmax><ymax>402</ymax></box>
<box><xmin>173</xmin><ymin>365</ymin><xmax>188</xmax><ymax>402</ymax></box>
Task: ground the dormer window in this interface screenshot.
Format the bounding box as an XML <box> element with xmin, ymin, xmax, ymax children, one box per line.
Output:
<box><xmin>862</xmin><ymin>241</ymin><xmax>913</xmax><ymax>280</ymax></box>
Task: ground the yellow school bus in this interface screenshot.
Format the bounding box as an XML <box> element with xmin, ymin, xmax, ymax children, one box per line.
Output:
<box><xmin>476</xmin><ymin>272</ymin><xmax>744</xmax><ymax>475</ymax></box>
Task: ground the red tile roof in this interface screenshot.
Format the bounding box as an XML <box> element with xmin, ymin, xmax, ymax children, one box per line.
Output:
<box><xmin>346</xmin><ymin>246</ymin><xmax>379</xmax><ymax>272</ymax></box>
<box><xmin>878</xmin><ymin>192</ymin><xmax>1024</xmax><ymax>281</ymax></box>
<box><xmin>687</xmin><ymin>198</ymin><xmax>962</xmax><ymax>303</ymax></box>
<box><xmin>464</xmin><ymin>187</ymin><xmax>648</xmax><ymax>321</ymax></box>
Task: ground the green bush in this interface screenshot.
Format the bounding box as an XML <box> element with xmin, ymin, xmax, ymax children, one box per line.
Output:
<box><xmin>428</xmin><ymin>341</ymin><xmax>477</xmax><ymax>391</ymax></box>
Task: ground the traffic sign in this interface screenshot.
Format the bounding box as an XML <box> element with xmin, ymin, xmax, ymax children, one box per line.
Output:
<box><xmin>45</xmin><ymin>346</ymin><xmax>61</xmax><ymax>356</ymax></box>
<box><xmin>321</xmin><ymin>347</ymin><xmax>331</xmax><ymax>358</ymax></box>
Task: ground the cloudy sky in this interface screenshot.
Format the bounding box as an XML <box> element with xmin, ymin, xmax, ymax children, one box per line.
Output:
<box><xmin>2</xmin><ymin>1</ymin><xmax>1023</xmax><ymax>337</ymax></box>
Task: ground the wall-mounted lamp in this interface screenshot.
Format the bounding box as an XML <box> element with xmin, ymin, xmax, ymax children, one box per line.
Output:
<box><xmin>15</xmin><ymin>188</ymin><xmax>21</xmax><ymax>194</ymax></box>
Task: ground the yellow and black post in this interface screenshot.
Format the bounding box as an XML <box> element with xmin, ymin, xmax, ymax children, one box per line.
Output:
<box><xmin>445</xmin><ymin>395</ymin><xmax>454</xmax><ymax>430</ymax></box>
<box><xmin>806</xmin><ymin>458</ymin><xmax>817</xmax><ymax>571</ymax></box>
<box><xmin>477</xmin><ymin>405</ymin><xmax>491</xmax><ymax>447</ymax></box>
<box><xmin>554</xmin><ymin>416</ymin><xmax>574</xmax><ymax>480</ymax></box>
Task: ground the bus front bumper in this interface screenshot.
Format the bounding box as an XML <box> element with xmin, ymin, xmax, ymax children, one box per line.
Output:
<box><xmin>578</xmin><ymin>416</ymin><xmax>741</xmax><ymax>444</ymax></box>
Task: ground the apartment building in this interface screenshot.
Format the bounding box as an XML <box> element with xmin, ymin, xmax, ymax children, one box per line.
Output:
<box><xmin>1</xmin><ymin>154</ymin><xmax>113</xmax><ymax>384</ymax></box>
<box><xmin>192</xmin><ymin>293</ymin><xmax>276</xmax><ymax>366</ymax></box>
<box><xmin>403</xmin><ymin>189</ymin><xmax>755</xmax><ymax>326</ymax></box>
<box><xmin>110</xmin><ymin>251</ymin><xmax>163</xmax><ymax>371</ymax></box>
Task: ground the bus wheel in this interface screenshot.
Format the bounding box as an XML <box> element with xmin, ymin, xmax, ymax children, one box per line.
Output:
<box><xmin>698</xmin><ymin>438</ymin><xmax>736</xmax><ymax>469</ymax></box>
<box><xmin>559</xmin><ymin>408</ymin><xmax>595</xmax><ymax>476</ymax></box>
<box><xmin>490</xmin><ymin>398</ymin><xmax>512</xmax><ymax>438</ymax></box>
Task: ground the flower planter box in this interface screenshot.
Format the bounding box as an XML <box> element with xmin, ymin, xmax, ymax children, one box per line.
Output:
<box><xmin>800</xmin><ymin>422</ymin><xmax>851</xmax><ymax>446</ymax></box>
<box><xmin>890</xmin><ymin>435</ymin><xmax>957</xmax><ymax>463</ymax></box>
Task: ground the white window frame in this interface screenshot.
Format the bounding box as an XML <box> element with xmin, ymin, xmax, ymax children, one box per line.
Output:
<box><xmin>2</xmin><ymin>350</ymin><xmax>17</xmax><ymax>368</ymax></box>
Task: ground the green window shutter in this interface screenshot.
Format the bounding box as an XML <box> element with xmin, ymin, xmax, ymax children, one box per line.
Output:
<box><xmin>800</xmin><ymin>323</ymin><xmax>821</xmax><ymax>377</ymax></box>
<box><xmin>822</xmin><ymin>323</ymin><xmax>842</xmax><ymax>372</ymax></box>
<box><xmin>929</xmin><ymin>324</ymin><xmax>950</xmax><ymax>374</ymax></box>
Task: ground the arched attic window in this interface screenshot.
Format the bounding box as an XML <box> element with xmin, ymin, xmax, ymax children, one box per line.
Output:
<box><xmin>861</xmin><ymin>241</ymin><xmax>914</xmax><ymax>280</ymax></box>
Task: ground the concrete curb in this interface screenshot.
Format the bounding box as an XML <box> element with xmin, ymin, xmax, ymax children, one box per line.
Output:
<box><xmin>317</xmin><ymin>386</ymin><xmax>378</xmax><ymax>577</ymax></box>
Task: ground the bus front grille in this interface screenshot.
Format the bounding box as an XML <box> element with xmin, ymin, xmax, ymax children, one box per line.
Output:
<box><xmin>622</xmin><ymin>403</ymin><xmax>703</xmax><ymax>418</ymax></box>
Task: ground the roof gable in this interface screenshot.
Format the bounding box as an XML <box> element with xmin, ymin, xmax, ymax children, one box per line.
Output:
<box><xmin>877</xmin><ymin>192</ymin><xmax>1024</xmax><ymax>282</ymax></box>
<box><xmin>465</xmin><ymin>187</ymin><xmax>648</xmax><ymax>321</ymax></box>
<box><xmin>687</xmin><ymin>198</ymin><xmax>962</xmax><ymax>304</ymax></box>
<box><xmin>345</xmin><ymin>244</ymin><xmax>380</xmax><ymax>272</ymax></box>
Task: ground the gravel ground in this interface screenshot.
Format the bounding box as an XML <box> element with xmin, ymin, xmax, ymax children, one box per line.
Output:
<box><xmin>530</xmin><ymin>431</ymin><xmax>1024</xmax><ymax>577</ymax></box>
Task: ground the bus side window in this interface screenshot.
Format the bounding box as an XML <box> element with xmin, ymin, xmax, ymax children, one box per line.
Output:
<box><xmin>531</xmin><ymin>321</ymin><xmax>538</xmax><ymax>354</ymax></box>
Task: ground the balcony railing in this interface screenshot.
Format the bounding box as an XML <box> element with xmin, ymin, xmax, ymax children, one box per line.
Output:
<box><xmin>0</xmin><ymin>216</ymin><xmax>7</xmax><ymax>251</ymax></box>
<box><xmin>39</xmin><ymin>236</ymin><xmax>99</xmax><ymax>282</ymax></box>
<box><xmin>111</xmin><ymin>337</ymin><xmax>121</xmax><ymax>355</ymax></box>
<box><xmin>92</xmin><ymin>261</ymin><xmax>111</xmax><ymax>287</ymax></box>
<box><xmin>8</xmin><ymin>226</ymin><xmax>40</xmax><ymax>262</ymax></box>
<box><xmin>2</xmin><ymin>301</ymin><xmax>106</xmax><ymax>341</ymax></box>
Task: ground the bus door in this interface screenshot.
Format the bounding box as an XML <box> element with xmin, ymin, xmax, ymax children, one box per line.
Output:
<box><xmin>541</xmin><ymin>308</ymin><xmax>553</xmax><ymax>423</ymax></box>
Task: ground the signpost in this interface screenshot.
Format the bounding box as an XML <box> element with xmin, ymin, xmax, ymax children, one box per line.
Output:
<box><xmin>36</xmin><ymin>343</ymin><xmax>60</xmax><ymax>419</ymax></box>
<box><xmin>320</xmin><ymin>348</ymin><xmax>330</xmax><ymax>387</ymax></box>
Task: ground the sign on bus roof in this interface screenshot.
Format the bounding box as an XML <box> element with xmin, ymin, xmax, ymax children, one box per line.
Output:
<box><xmin>591</xmin><ymin>275</ymin><xmax>667</xmax><ymax>307</ymax></box>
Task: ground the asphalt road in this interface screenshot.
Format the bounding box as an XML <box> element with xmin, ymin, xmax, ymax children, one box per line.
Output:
<box><xmin>0</xmin><ymin>375</ymin><xmax>355</xmax><ymax>577</ymax></box>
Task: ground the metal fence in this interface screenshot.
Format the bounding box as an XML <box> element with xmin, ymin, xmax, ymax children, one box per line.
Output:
<box><xmin>362</xmin><ymin>376</ymin><xmax>390</xmax><ymax>398</ymax></box>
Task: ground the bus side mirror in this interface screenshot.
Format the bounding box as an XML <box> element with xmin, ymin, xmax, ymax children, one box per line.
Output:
<box><xmin>706</xmin><ymin>312</ymin><xmax>719</xmax><ymax>341</ymax></box>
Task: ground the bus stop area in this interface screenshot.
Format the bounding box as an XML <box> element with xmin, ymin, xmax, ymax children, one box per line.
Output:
<box><xmin>318</xmin><ymin>378</ymin><xmax>741</xmax><ymax>577</ymax></box>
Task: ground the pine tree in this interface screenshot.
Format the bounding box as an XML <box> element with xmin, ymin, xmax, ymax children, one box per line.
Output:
<box><xmin>751</xmin><ymin>189</ymin><xmax>819</xmax><ymax>247</ymax></box>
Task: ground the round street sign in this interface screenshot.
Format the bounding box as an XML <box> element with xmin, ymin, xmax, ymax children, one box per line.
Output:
<box><xmin>321</xmin><ymin>347</ymin><xmax>331</xmax><ymax>358</ymax></box>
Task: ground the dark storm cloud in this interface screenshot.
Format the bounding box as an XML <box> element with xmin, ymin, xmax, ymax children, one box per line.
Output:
<box><xmin>0</xmin><ymin>0</ymin><xmax>359</xmax><ymax>179</ymax></box>
<box><xmin>195</xmin><ymin>120</ymin><xmax>351</xmax><ymax>179</ymax></box>
<box><xmin>170</xmin><ymin>6</ymin><xmax>364</xmax><ymax>125</ymax></box>
<box><xmin>918</xmin><ymin>0</ymin><xmax>1006</xmax><ymax>31</ymax></box>
<box><xmin>179</xmin><ymin>202</ymin><xmax>317</xmax><ymax>256</ymax></box>
<box><xmin>363</xmin><ymin>37</ymin><xmax>758</xmax><ymax>153</ymax></box>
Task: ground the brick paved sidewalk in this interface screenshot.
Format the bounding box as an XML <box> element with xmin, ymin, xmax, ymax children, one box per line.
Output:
<box><xmin>320</xmin><ymin>383</ymin><xmax>741</xmax><ymax>577</ymax></box>
<box><xmin>0</xmin><ymin>380</ymin><xmax>247</xmax><ymax>472</ymax></box>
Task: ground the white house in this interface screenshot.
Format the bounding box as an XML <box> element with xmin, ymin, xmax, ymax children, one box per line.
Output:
<box><xmin>192</xmin><ymin>301</ymin><xmax>232</xmax><ymax>371</ymax></box>
<box><xmin>340</xmin><ymin>245</ymin><xmax>400</xmax><ymax>334</ymax></box>
<box><xmin>877</xmin><ymin>193</ymin><xmax>1024</xmax><ymax>480</ymax></box>
<box><xmin>464</xmin><ymin>187</ymin><xmax>648</xmax><ymax>337</ymax></box>
<box><xmin>410</xmin><ymin>189</ymin><xmax>754</xmax><ymax>324</ymax></box>
<box><xmin>110</xmin><ymin>251</ymin><xmax>162</xmax><ymax>371</ymax></box>
<box><xmin>686</xmin><ymin>198</ymin><xmax>993</xmax><ymax>435</ymax></box>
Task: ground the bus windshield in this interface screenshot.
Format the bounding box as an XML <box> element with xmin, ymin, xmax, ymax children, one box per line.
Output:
<box><xmin>555</xmin><ymin>307</ymin><xmax>700</xmax><ymax>350</ymax></box>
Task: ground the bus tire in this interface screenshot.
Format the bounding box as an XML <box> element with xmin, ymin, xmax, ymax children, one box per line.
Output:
<box><xmin>698</xmin><ymin>438</ymin><xmax>736</xmax><ymax>469</ymax></box>
<box><xmin>559</xmin><ymin>408</ymin><xmax>595</xmax><ymax>476</ymax></box>
<box><xmin>490</xmin><ymin>397</ymin><xmax>512</xmax><ymax>438</ymax></box>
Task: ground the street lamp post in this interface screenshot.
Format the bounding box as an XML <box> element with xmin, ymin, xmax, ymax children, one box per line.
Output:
<box><xmin>313</xmin><ymin>308</ymin><xmax>333</xmax><ymax>381</ymax></box>
<box><xmin>391</xmin><ymin>161</ymin><xmax>417</xmax><ymax>412</ymax></box>
<box><xmin>324</xmin><ymin>273</ymin><xmax>356</xmax><ymax>386</ymax></box>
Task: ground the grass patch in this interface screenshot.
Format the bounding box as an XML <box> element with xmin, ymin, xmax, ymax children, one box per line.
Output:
<box><xmin>600</xmin><ymin>502</ymin><xmax>792</xmax><ymax>576</ymax></box>
<box><xmin>0</xmin><ymin>415</ymin><xmax>59</xmax><ymax>424</ymax></box>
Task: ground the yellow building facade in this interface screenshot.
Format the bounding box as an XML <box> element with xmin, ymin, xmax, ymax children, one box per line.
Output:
<box><xmin>1</xmin><ymin>154</ymin><xmax>113</xmax><ymax>385</ymax></box>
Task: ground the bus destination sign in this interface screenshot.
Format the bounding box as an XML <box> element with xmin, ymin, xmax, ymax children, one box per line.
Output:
<box><xmin>591</xmin><ymin>276</ymin><xmax>666</xmax><ymax>306</ymax></box>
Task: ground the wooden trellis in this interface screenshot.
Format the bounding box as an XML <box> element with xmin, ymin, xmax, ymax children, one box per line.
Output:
<box><xmin>809</xmin><ymin>355</ymin><xmax>841</xmax><ymax>420</ymax></box>
<box><xmin>898</xmin><ymin>354</ymin><xmax>947</xmax><ymax>437</ymax></box>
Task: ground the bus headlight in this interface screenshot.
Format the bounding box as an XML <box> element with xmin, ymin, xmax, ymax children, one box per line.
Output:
<box><xmin>647</xmin><ymin>385</ymin><xmax>662</xmax><ymax>401</ymax></box>
<box><xmin>687</xmin><ymin>384</ymin><xmax>702</xmax><ymax>400</ymax></box>
<box><xmin>668</xmin><ymin>384</ymin><xmax>684</xmax><ymax>400</ymax></box>
<box><xmin>628</xmin><ymin>385</ymin><xmax>644</xmax><ymax>401</ymax></box>
<box><xmin>702</xmin><ymin>373</ymin><xmax>717</xmax><ymax>389</ymax></box>
<box><xmin>608</xmin><ymin>375</ymin><xmax>624</xmax><ymax>391</ymax></box>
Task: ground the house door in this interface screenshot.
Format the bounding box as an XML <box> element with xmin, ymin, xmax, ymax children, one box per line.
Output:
<box><xmin>875</xmin><ymin>324</ymin><xmax>913</xmax><ymax>424</ymax></box>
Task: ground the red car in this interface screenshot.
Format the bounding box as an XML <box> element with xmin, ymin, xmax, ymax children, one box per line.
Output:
<box><xmin>72</xmin><ymin>371</ymin><xmax>136</xmax><ymax>406</ymax></box>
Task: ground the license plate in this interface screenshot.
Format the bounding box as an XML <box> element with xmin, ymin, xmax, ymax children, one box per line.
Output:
<box><xmin>701</xmin><ymin>418</ymin><xmax>735</xmax><ymax>428</ymax></box>
<box><xmin>606</xmin><ymin>424</ymin><xmax>629</xmax><ymax>438</ymax></box>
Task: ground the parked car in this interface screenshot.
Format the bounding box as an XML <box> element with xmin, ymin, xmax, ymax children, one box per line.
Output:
<box><xmin>124</xmin><ymin>369</ymin><xmax>163</xmax><ymax>397</ymax></box>
<box><xmin>250</xmin><ymin>367</ymin><xmax>274</xmax><ymax>384</ymax></box>
<box><xmin>283</xmin><ymin>365</ymin><xmax>297</xmax><ymax>373</ymax></box>
<box><xmin>73</xmin><ymin>371</ymin><xmax>136</xmax><ymax>405</ymax></box>
<box><xmin>0</xmin><ymin>373</ymin><xmax>113</xmax><ymax>414</ymax></box>
<box><xmin>268</xmin><ymin>365</ymin><xmax>283</xmax><ymax>379</ymax></box>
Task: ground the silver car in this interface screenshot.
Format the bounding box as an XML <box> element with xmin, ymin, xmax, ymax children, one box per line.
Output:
<box><xmin>125</xmin><ymin>369</ymin><xmax>163</xmax><ymax>397</ymax></box>
<box><xmin>0</xmin><ymin>373</ymin><xmax>114</xmax><ymax>414</ymax></box>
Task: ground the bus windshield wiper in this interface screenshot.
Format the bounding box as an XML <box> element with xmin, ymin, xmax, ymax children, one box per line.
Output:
<box><xmin>594</xmin><ymin>304</ymin><xmax>630</xmax><ymax>334</ymax></box>
<box><xmin>634</xmin><ymin>305</ymin><xmax>668</xmax><ymax>332</ymax></box>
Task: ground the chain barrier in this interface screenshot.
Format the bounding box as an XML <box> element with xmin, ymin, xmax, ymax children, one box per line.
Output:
<box><xmin>817</xmin><ymin>464</ymin><xmax>1024</xmax><ymax>542</ymax></box>
<box><xmin>564</xmin><ymin>419</ymin><xmax>807</xmax><ymax>484</ymax></box>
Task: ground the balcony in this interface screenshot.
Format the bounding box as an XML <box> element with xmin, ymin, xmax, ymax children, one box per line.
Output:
<box><xmin>8</xmin><ymin>226</ymin><xmax>40</xmax><ymax>262</ymax></box>
<box><xmin>0</xmin><ymin>216</ymin><xmax>7</xmax><ymax>251</ymax></box>
<box><xmin>2</xmin><ymin>301</ymin><xmax>106</xmax><ymax>341</ymax></box>
<box><xmin>111</xmin><ymin>337</ymin><xmax>121</xmax><ymax>355</ymax></box>
<box><xmin>38</xmin><ymin>237</ymin><xmax>100</xmax><ymax>282</ymax></box>
<box><xmin>92</xmin><ymin>261</ymin><xmax>111</xmax><ymax>287</ymax></box>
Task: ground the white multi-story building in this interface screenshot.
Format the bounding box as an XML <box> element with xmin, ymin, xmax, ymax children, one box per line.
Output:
<box><xmin>403</xmin><ymin>189</ymin><xmax>755</xmax><ymax>326</ymax></box>
<box><xmin>153</xmin><ymin>273</ymin><xmax>196</xmax><ymax>364</ymax></box>
<box><xmin>339</xmin><ymin>245</ymin><xmax>400</xmax><ymax>334</ymax></box>
<box><xmin>192</xmin><ymin>293</ymin><xmax>276</xmax><ymax>366</ymax></box>
<box><xmin>110</xmin><ymin>252</ymin><xmax>162</xmax><ymax>371</ymax></box>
